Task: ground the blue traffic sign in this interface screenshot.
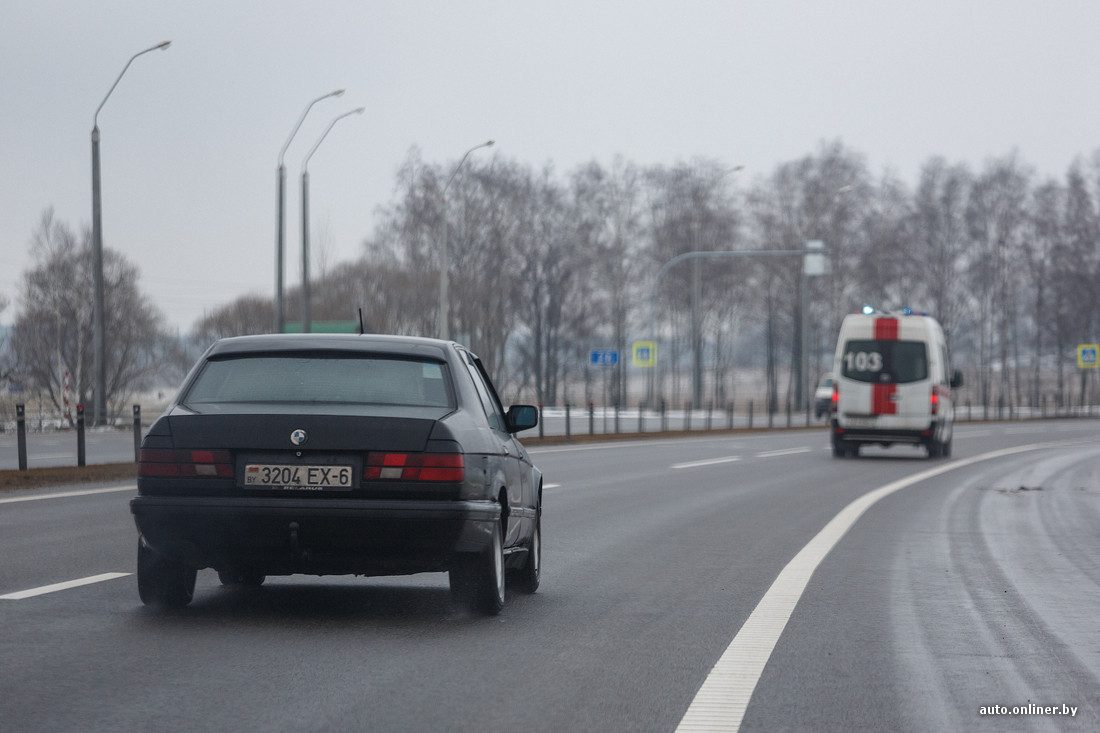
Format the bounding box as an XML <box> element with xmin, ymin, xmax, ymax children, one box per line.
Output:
<box><xmin>590</xmin><ymin>349</ymin><xmax>619</xmax><ymax>366</ymax></box>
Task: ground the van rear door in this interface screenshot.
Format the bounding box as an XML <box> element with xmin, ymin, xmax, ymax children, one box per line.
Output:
<box><xmin>839</xmin><ymin>333</ymin><xmax>930</xmax><ymax>425</ymax></box>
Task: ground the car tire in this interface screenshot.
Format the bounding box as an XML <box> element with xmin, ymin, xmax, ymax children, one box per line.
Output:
<box><xmin>511</xmin><ymin>513</ymin><xmax>541</xmax><ymax>594</ymax></box>
<box><xmin>926</xmin><ymin>436</ymin><xmax>943</xmax><ymax>459</ymax></box>
<box><xmin>217</xmin><ymin>568</ymin><xmax>266</xmax><ymax>587</ymax></box>
<box><xmin>137</xmin><ymin>536</ymin><xmax>196</xmax><ymax>608</ymax></box>
<box><xmin>449</xmin><ymin>517</ymin><xmax>505</xmax><ymax>615</ymax></box>
<box><xmin>831</xmin><ymin>436</ymin><xmax>846</xmax><ymax>458</ymax></box>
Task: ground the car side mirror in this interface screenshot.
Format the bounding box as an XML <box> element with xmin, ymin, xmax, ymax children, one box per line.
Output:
<box><xmin>505</xmin><ymin>405</ymin><xmax>539</xmax><ymax>434</ymax></box>
<box><xmin>950</xmin><ymin>370</ymin><xmax>963</xmax><ymax>389</ymax></box>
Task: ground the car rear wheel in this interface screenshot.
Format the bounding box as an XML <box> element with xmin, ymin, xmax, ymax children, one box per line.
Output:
<box><xmin>449</xmin><ymin>517</ymin><xmax>505</xmax><ymax>615</ymax></box>
<box><xmin>137</xmin><ymin>536</ymin><xmax>196</xmax><ymax>608</ymax></box>
<box><xmin>831</xmin><ymin>435</ymin><xmax>846</xmax><ymax>458</ymax></box>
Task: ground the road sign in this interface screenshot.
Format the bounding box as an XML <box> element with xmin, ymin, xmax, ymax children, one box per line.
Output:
<box><xmin>1078</xmin><ymin>344</ymin><xmax>1099</xmax><ymax>368</ymax></box>
<box><xmin>633</xmin><ymin>341</ymin><xmax>656</xmax><ymax>367</ymax></box>
<box><xmin>590</xmin><ymin>349</ymin><xmax>619</xmax><ymax>366</ymax></box>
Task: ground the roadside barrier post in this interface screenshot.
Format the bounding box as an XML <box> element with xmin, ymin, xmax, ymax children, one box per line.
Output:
<box><xmin>588</xmin><ymin>401</ymin><xmax>594</xmax><ymax>435</ymax></box>
<box><xmin>684</xmin><ymin>402</ymin><xmax>692</xmax><ymax>431</ymax></box>
<box><xmin>638</xmin><ymin>403</ymin><xmax>645</xmax><ymax>433</ymax></box>
<box><xmin>133</xmin><ymin>404</ymin><xmax>142</xmax><ymax>462</ymax></box>
<box><xmin>565</xmin><ymin>404</ymin><xmax>571</xmax><ymax>438</ymax></box>
<box><xmin>538</xmin><ymin>403</ymin><xmax>544</xmax><ymax>439</ymax></box>
<box><xmin>706</xmin><ymin>401</ymin><xmax>713</xmax><ymax>431</ymax></box>
<box><xmin>16</xmin><ymin>403</ymin><xmax>28</xmax><ymax>471</ymax></box>
<box><xmin>614</xmin><ymin>404</ymin><xmax>620</xmax><ymax>434</ymax></box>
<box><xmin>76</xmin><ymin>404</ymin><xmax>86</xmax><ymax>467</ymax></box>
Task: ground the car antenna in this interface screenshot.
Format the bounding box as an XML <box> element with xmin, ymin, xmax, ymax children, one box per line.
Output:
<box><xmin>357</xmin><ymin>307</ymin><xmax>365</xmax><ymax>335</ymax></box>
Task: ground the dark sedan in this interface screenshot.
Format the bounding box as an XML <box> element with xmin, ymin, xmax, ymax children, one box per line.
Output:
<box><xmin>130</xmin><ymin>334</ymin><xmax>542</xmax><ymax>615</ymax></box>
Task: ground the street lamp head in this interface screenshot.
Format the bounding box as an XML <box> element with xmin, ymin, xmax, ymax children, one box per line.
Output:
<box><xmin>485</xmin><ymin>140</ymin><xmax>495</xmax><ymax>147</ymax></box>
<box><xmin>154</xmin><ymin>40</ymin><xmax>171</xmax><ymax>50</ymax></box>
<box><xmin>330</xmin><ymin>89</ymin><xmax>346</xmax><ymax>98</ymax></box>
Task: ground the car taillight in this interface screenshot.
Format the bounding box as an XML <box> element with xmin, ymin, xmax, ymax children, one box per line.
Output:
<box><xmin>831</xmin><ymin>385</ymin><xmax>838</xmax><ymax>412</ymax></box>
<box><xmin>139</xmin><ymin>449</ymin><xmax>234</xmax><ymax>478</ymax></box>
<box><xmin>364</xmin><ymin>453</ymin><xmax>465</xmax><ymax>482</ymax></box>
<box><xmin>930</xmin><ymin>385</ymin><xmax>940</xmax><ymax>415</ymax></box>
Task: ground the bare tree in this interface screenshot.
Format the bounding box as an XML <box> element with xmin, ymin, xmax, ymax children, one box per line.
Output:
<box><xmin>966</xmin><ymin>154</ymin><xmax>1033</xmax><ymax>409</ymax></box>
<box><xmin>645</xmin><ymin>160</ymin><xmax>740</xmax><ymax>407</ymax></box>
<box><xmin>907</xmin><ymin>158</ymin><xmax>973</xmax><ymax>348</ymax></box>
<box><xmin>191</xmin><ymin>294</ymin><xmax>274</xmax><ymax>343</ymax></box>
<box><xmin>11</xmin><ymin>209</ymin><xmax>166</xmax><ymax>422</ymax></box>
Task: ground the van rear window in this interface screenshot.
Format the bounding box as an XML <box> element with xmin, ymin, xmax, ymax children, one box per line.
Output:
<box><xmin>841</xmin><ymin>340</ymin><xmax>928</xmax><ymax>384</ymax></box>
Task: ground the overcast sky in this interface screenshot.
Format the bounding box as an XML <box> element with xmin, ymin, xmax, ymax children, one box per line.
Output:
<box><xmin>3</xmin><ymin>0</ymin><xmax>1100</xmax><ymax>334</ymax></box>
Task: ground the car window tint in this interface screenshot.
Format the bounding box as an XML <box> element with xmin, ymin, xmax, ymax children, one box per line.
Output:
<box><xmin>183</xmin><ymin>355</ymin><xmax>452</xmax><ymax>407</ymax></box>
<box><xmin>461</xmin><ymin>351</ymin><xmax>506</xmax><ymax>432</ymax></box>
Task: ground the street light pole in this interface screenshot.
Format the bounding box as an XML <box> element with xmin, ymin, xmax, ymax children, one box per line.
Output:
<box><xmin>439</xmin><ymin>140</ymin><xmax>494</xmax><ymax>341</ymax></box>
<box><xmin>91</xmin><ymin>40</ymin><xmax>170</xmax><ymax>427</ymax></box>
<box><xmin>300</xmin><ymin>107</ymin><xmax>364</xmax><ymax>333</ymax></box>
<box><xmin>274</xmin><ymin>89</ymin><xmax>344</xmax><ymax>334</ymax></box>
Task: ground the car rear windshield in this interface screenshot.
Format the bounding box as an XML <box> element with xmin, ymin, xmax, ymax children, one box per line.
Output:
<box><xmin>840</xmin><ymin>340</ymin><xmax>928</xmax><ymax>384</ymax></box>
<box><xmin>182</xmin><ymin>354</ymin><xmax>452</xmax><ymax>407</ymax></box>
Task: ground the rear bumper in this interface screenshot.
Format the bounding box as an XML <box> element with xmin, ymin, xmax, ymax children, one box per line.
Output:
<box><xmin>130</xmin><ymin>495</ymin><xmax>500</xmax><ymax>576</ymax></box>
<box><xmin>832</xmin><ymin>421</ymin><xmax>934</xmax><ymax>445</ymax></box>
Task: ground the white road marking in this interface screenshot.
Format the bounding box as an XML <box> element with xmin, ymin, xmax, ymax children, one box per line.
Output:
<box><xmin>1</xmin><ymin>572</ymin><xmax>131</xmax><ymax>600</ymax></box>
<box><xmin>755</xmin><ymin>447</ymin><xmax>812</xmax><ymax>458</ymax></box>
<box><xmin>671</xmin><ymin>456</ymin><xmax>742</xmax><ymax>469</ymax></box>
<box><xmin>676</xmin><ymin>441</ymin><xmax>1073</xmax><ymax>732</ymax></box>
<box><xmin>0</xmin><ymin>484</ymin><xmax>135</xmax><ymax>504</ymax></box>
<box><xmin>543</xmin><ymin>483</ymin><xmax>561</xmax><ymax>489</ymax></box>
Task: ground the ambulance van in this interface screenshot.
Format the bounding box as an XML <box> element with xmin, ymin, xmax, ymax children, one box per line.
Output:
<box><xmin>830</xmin><ymin>308</ymin><xmax>962</xmax><ymax>458</ymax></box>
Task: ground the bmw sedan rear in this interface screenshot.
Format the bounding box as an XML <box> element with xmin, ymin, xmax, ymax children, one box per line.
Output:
<box><xmin>130</xmin><ymin>334</ymin><xmax>542</xmax><ymax>615</ymax></box>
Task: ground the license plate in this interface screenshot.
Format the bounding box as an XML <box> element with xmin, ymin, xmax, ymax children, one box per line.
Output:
<box><xmin>844</xmin><ymin>415</ymin><xmax>878</xmax><ymax>428</ymax></box>
<box><xmin>244</xmin><ymin>464</ymin><xmax>353</xmax><ymax>490</ymax></box>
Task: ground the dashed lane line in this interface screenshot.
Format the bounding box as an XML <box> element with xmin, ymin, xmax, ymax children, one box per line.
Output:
<box><xmin>755</xmin><ymin>447</ymin><xmax>813</xmax><ymax>458</ymax></box>
<box><xmin>1</xmin><ymin>573</ymin><xmax>132</xmax><ymax>600</ymax></box>
<box><xmin>0</xmin><ymin>485</ymin><xmax>135</xmax><ymax>504</ymax></box>
<box><xmin>671</xmin><ymin>456</ymin><xmax>742</xmax><ymax>469</ymax></box>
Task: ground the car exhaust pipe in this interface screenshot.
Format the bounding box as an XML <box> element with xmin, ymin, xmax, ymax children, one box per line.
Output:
<box><xmin>289</xmin><ymin>522</ymin><xmax>302</xmax><ymax>557</ymax></box>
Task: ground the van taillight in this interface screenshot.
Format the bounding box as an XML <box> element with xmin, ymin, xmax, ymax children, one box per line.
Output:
<box><xmin>139</xmin><ymin>449</ymin><xmax>234</xmax><ymax>478</ymax></box>
<box><xmin>930</xmin><ymin>386</ymin><xmax>940</xmax><ymax>415</ymax></box>
<box><xmin>364</xmin><ymin>453</ymin><xmax>465</xmax><ymax>482</ymax></box>
<box><xmin>831</xmin><ymin>385</ymin><xmax>838</xmax><ymax>412</ymax></box>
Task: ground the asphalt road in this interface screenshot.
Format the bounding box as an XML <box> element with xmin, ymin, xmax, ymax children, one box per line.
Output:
<box><xmin>2</xmin><ymin>421</ymin><xmax>1097</xmax><ymax>731</ymax></box>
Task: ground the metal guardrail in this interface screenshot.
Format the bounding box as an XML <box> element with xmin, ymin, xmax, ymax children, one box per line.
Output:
<box><xmin>5</xmin><ymin>399</ymin><xmax>1098</xmax><ymax>471</ymax></box>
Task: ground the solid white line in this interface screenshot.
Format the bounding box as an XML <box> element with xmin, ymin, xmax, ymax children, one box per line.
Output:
<box><xmin>672</xmin><ymin>456</ymin><xmax>742</xmax><ymax>469</ymax></box>
<box><xmin>543</xmin><ymin>483</ymin><xmax>561</xmax><ymax>489</ymax></box>
<box><xmin>755</xmin><ymin>447</ymin><xmax>812</xmax><ymax>458</ymax></box>
<box><xmin>675</xmin><ymin>442</ymin><xmax>1064</xmax><ymax>732</ymax></box>
<box><xmin>1</xmin><ymin>572</ymin><xmax>131</xmax><ymax>600</ymax></box>
<box><xmin>0</xmin><ymin>484</ymin><xmax>135</xmax><ymax>504</ymax></box>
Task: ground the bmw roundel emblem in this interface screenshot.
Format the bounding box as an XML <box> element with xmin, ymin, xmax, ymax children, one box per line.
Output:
<box><xmin>290</xmin><ymin>429</ymin><xmax>308</xmax><ymax>446</ymax></box>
